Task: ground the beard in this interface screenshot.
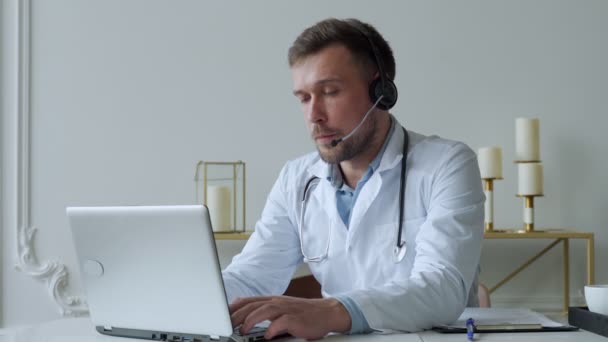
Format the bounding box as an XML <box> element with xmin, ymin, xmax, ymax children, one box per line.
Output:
<box><xmin>315</xmin><ymin>114</ymin><xmax>378</xmax><ymax>164</ymax></box>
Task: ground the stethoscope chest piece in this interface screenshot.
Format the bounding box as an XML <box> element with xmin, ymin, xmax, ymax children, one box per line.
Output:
<box><xmin>393</xmin><ymin>244</ymin><xmax>406</xmax><ymax>263</ymax></box>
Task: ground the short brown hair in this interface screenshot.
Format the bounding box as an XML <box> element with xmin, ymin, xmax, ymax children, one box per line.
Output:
<box><xmin>288</xmin><ymin>18</ymin><xmax>396</xmax><ymax>81</ymax></box>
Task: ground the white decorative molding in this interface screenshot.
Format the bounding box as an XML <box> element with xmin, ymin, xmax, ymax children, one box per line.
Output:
<box><xmin>13</xmin><ymin>0</ymin><xmax>89</xmax><ymax>317</ymax></box>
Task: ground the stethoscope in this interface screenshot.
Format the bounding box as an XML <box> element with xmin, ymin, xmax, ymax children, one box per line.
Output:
<box><xmin>299</xmin><ymin>127</ymin><xmax>409</xmax><ymax>264</ymax></box>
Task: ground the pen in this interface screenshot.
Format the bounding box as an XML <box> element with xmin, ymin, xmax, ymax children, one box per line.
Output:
<box><xmin>466</xmin><ymin>318</ymin><xmax>475</xmax><ymax>341</ymax></box>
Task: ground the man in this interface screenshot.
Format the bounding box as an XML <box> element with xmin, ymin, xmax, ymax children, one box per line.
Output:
<box><xmin>223</xmin><ymin>18</ymin><xmax>484</xmax><ymax>339</ymax></box>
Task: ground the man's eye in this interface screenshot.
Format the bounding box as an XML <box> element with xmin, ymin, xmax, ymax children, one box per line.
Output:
<box><xmin>299</xmin><ymin>97</ymin><xmax>310</xmax><ymax>104</ymax></box>
<box><xmin>323</xmin><ymin>89</ymin><xmax>338</xmax><ymax>96</ymax></box>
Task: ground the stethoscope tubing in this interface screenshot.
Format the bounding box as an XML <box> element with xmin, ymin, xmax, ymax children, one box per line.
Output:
<box><xmin>299</xmin><ymin>127</ymin><xmax>409</xmax><ymax>263</ymax></box>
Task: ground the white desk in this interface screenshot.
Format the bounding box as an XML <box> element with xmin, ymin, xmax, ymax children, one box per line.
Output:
<box><xmin>1</xmin><ymin>317</ymin><xmax>607</xmax><ymax>342</ymax></box>
<box><xmin>418</xmin><ymin>330</ymin><xmax>608</xmax><ymax>341</ymax></box>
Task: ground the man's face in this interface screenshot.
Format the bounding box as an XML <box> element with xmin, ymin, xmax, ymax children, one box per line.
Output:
<box><xmin>291</xmin><ymin>44</ymin><xmax>377</xmax><ymax>163</ymax></box>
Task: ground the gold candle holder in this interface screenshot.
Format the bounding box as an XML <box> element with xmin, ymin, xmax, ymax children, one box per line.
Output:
<box><xmin>483</xmin><ymin>177</ymin><xmax>503</xmax><ymax>232</ymax></box>
<box><xmin>514</xmin><ymin>158</ymin><xmax>544</xmax><ymax>233</ymax></box>
<box><xmin>515</xmin><ymin>194</ymin><xmax>544</xmax><ymax>232</ymax></box>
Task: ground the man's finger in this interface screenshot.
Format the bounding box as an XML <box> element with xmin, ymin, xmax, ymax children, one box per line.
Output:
<box><xmin>240</xmin><ymin>302</ymin><xmax>285</xmax><ymax>335</ymax></box>
<box><xmin>231</xmin><ymin>301</ymin><xmax>267</xmax><ymax>328</ymax></box>
<box><xmin>264</xmin><ymin>314</ymin><xmax>290</xmax><ymax>340</ymax></box>
<box><xmin>267</xmin><ymin>314</ymin><xmax>323</xmax><ymax>340</ymax></box>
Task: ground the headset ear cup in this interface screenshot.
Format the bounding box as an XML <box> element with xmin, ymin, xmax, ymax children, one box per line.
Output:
<box><xmin>369</xmin><ymin>78</ymin><xmax>398</xmax><ymax>110</ymax></box>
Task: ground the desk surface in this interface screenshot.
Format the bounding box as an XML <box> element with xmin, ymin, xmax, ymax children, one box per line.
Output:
<box><xmin>1</xmin><ymin>317</ymin><xmax>607</xmax><ymax>342</ymax></box>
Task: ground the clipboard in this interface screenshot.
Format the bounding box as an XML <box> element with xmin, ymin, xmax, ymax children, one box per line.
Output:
<box><xmin>433</xmin><ymin>308</ymin><xmax>579</xmax><ymax>334</ymax></box>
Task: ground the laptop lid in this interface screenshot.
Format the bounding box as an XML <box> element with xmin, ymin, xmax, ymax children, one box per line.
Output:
<box><xmin>67</xmin><ymin>205</ymin><xmax>234</xmax><ymax>338</ymax></box>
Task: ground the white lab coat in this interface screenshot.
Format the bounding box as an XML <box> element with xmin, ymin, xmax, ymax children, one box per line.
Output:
<box><xmin>223</xmin><ymin>120</ymin><xmax>485</xmax><ymax>332</ymax></box>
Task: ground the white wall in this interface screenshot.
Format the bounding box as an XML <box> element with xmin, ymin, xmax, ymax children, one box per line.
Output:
<box><xmin>2</xmin><ymin>0</ymin><xmax>607</xmax><ymax>327</ymax></box>
<box><xmin>0</xmin><ymin>0</ymin><xmax>5</xmax><ymax>327</ymax></box>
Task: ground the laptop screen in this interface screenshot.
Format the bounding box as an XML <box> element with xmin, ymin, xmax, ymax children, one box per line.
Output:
<box><xmin>67</xmin><ymin>205</ymin><xmax>235</xmax><ymax>338</ymax></box>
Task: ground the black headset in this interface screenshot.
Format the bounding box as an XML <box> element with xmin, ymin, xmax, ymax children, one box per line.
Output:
<box><xmin>347</xmin><ymin>20</ymin><xmax>398</xmax><ymax>111</ymax></box>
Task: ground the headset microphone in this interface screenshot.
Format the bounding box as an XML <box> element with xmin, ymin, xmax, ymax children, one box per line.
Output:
<box><xmin>330</xmin><ymin>96</ymin><xmax>383</xmax><ymax>147</ymax></box>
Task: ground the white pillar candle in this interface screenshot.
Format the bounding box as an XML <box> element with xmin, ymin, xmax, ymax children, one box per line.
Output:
<box><xmin>206</xmin><ymin>185</ymin><xmax>232</xmax><ymax>232</ymax></box>
<box><xmin>478</xmin><ymin>147</ymin><xmax>503</xmax><ymax>179</ymax></box>
<box><xmin>515</xmin><ymin>118</ymin><xmax>540</xmax><ymax>161</ymax></box>
<box><xmin>517</xmin><ymin>163</ymin><xmax>543</xmax><ymax>195</ymax></box>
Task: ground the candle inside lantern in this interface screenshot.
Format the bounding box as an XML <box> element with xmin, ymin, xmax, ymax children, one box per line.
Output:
<box><xmin>207</xmin><ymin>185</ymin><xmax>232</xmax><ymax>232</ymax></box>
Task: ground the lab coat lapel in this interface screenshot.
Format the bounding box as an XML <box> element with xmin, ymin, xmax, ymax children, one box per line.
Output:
<box><xmin>311</xmin><ymin>178</ymin><xmax>339</xmax><ymax>225</ymax></box>
<box><xmin>347</xmin><ymin>174</ymin><xmax>382</xmax><ymax>238</ymax></box>
<box><xmin>348</xmin><ymin>120</ymin><xmax>406</xmax><ymax>238</ymax></box>
<box><xmin>307</xmin><ymin>158</ymin><xmax>343</xmax><ymax>230</ymax></box>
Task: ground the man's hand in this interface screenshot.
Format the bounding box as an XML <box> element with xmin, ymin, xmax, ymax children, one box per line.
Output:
<box><xmin>229</xmin><ymin>296</ymin><xmax>352</xmax><ymax>340</ymax></box>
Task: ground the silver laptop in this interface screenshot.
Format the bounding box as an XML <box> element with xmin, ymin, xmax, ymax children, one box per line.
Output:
<box><xmin>67</xmin><ymin>205</ymin><xmax>268</xmax><ymax>342</ymax></box>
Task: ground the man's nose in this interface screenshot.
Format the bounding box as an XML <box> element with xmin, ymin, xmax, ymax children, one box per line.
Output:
<box><xmin>306</xmin><ymin>96</ymin><xmax>326</xmax><ymax>124</ymax></box>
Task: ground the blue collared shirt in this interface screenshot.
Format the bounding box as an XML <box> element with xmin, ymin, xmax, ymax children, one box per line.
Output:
<box><xmin>329</xmin><ymin>118</ymin><xmax>395</xmax><ymax>334</ymax></box>
<box><xmin>328</xmin><ymin>118</ymin><xmax>395</xmax><ymax>228</ymax></box>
